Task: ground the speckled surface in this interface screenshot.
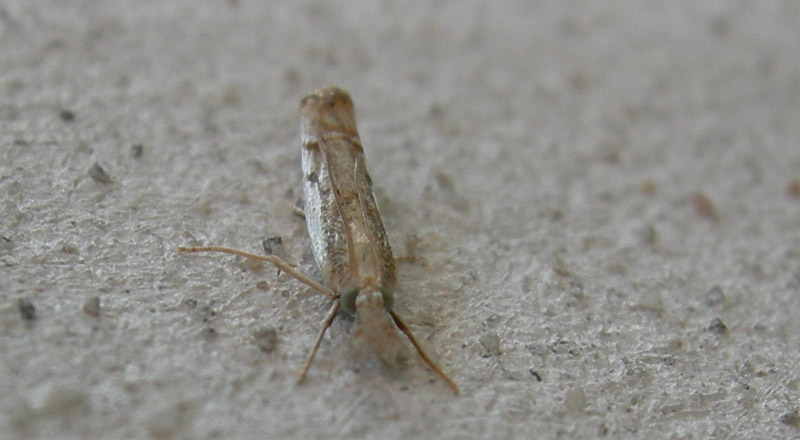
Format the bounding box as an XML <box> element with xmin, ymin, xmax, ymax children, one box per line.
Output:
<box><xmin>2</xmin><ymin>1</ymin><xmax>800</xmax><ymax>439</ymax></box>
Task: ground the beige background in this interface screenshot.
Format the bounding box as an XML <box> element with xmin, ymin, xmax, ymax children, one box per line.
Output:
<box><xmin>2</xmin><ymin>1</ymin><xmax>800</xmax><ymax>439</ymax></box>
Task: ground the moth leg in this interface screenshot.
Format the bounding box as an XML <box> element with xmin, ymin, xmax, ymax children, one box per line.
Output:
<box><xmin>177</xmin><ymin>246</ymin><xmax>336</xmax><ymax>299</ymax></box>
<box><xmin>394</xmin><ymin>234</ymin><xmax>421</xmax><ymax>264</ymax></box>
<box><xmin>297</xmin><ymin>300</ymin><xmax>339</xmax><ymax>384</ymax></box>
<box><xmin>390</xmin><ymin>311</ymin><xmax>459</xmax><ymax>394</ymax></box>
<box><xmin>394</xmin><ymin>255</ymin><xmax>417</xmax><ymax>264</ymax></box>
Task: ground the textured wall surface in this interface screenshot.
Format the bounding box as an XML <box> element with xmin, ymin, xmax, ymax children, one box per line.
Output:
<box><xmin>2</xmin><ymin>1</ymin><xmax>799</xmax><ymax>439</ymax></box>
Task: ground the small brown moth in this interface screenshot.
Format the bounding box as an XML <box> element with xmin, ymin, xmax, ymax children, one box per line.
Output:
<box><xmin>179</xmin><ymin>86</ymin><xmax>458</xmax><ymax>393</ymax></box>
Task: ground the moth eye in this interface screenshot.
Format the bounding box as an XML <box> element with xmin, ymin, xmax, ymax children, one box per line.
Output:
<box><xmin>339</xmin><ymin>287</ymin><xmax>359</xmax><ymax>316</ymax></box>
<box><xmin>306</xmin><ymin>172</ymin><xmax>318</xmax><ymax>183</ymax></box>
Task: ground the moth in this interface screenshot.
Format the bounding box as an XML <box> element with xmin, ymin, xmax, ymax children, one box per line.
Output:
<box><xmin>179</xmin><ymin>86</ymin><xmax>458</xmax><ymax>393</ymax></box>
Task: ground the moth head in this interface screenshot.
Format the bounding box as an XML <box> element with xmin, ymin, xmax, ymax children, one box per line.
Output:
<box><xmin>299</xmin><ymin>86</ymin><xmax>358</xmax><ymax>140</ymax></box>
<box><xmin>339</xmin><ymin>286</ymin><xmax>394</xmax><ymax>317</ymax></box>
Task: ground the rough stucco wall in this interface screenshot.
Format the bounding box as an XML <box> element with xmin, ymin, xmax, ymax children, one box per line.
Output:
<box><xmin>1</xmin><ymin>1</ymin><xmax>799</xmax><ymax>439</ymax></box>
